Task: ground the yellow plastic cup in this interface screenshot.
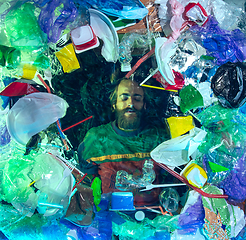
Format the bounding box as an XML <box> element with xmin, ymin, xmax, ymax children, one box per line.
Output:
<box><xmin>22</xmin><ymin>64</ymin><xmax>37</xmax><ymax>80</ymax></box>
<box><xmin>55</xmin><ymin>43</ymin><xmax>80</xmax><ymax>73</ymax></box>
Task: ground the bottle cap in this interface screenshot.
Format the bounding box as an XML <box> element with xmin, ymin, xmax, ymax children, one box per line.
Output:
<box><xmin>135</xmin><ymin>211</ymin><xmax>145</xmax><ymax>221</ymax></box>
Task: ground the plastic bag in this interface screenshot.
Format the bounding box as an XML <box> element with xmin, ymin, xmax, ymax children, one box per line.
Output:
<box><xmin>189</xmin><ymin>16</ymin><xmax>246</xmax><ymax>65</ymax></box>
<box><xmin>38</xmin><ymin>0</ymin><xmax>78</xmax><ymax>43</ymax></box>
<box><xmin>5</xmin><ymin>2</ymin><xmax>47</xmax><ymax>49</ymax></box>
<box><xmin>178</xmin><ymin>191</ymin><xmax>205</xmax><ymax>235</ymax></box>
<box><xmin>6</xmin><ymin>92</ymin><xmax>68</xmax><ymax>145</ymax></box>
<box><xmin>198</xmin><ymin>103</ymin><xmax>245</xmax><ymax>155</ymax></box>
<box><xmin>218</xmin><ymin>150</ymin><xmax>246</xmax><ymax>203</ymax></box>
<box><xmin>151</xmin><ymin>127</ymin><xmax>207</xmax><ymax>167</ymax></box>
<box><xmin>30</xmin><ymin>153</ymin><xmax>74</xmax><ymax>217</ymax></box>
<box><xmin>211</xmin><ymin>61</ymin><xmax>246</xmax><ymax>108</ymax></box>
<box><xmin>84</xmin><ymin>0</ymin><xmax>148</xmax><ymax>20</ymax></box>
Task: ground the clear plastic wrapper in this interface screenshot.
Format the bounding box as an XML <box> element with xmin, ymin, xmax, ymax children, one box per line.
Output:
<box><xmin>210</xmin><ymin>0</ymin><xmax>243</xmax><ymax>31</ymax></box>
<box><xmin>169</xmin><ymin>34</ymin><xmax>207</xmax><ymax>74</ymax></box>
<box><xmin>115</xmin><ymin>159</ymin><xmax>156</xmax><ymax>191</ymax></box>
<box><xmin>159</xmin><ymin>187</ymin><xmax>180</xmax><ymax>213</ymax></box>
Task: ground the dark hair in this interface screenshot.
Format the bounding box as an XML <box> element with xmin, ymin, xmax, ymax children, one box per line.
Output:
<box><xmin>109</xmin><ymin>77</ymin><xmax>150</xmax><ymax>108</ymax></box>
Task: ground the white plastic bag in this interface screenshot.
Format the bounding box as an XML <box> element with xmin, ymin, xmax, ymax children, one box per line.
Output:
<box><xmin>6</xmin><ymin>92</ymin><xmax>68</xmax><ymax>145</ymax></box>
<box><xmin>151</xmin><ymin>127</ymin><xmax>207</xmax><ymax>167</ymax></box>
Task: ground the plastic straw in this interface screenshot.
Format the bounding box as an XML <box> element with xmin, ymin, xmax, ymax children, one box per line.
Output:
<box><xmin>140</xmin><ymin>68</ymin><xmax>159</xmax><ymax>86</ymax></box>
<box><xmin>62</xmin><ymin>115</ymin><xmax>93</xmax><ymax>132</ymax></box>
<box><xmin>141</xmin><ymin>84</ymin><xmax>178</xmax><ymax>92</ymax></box>
<box><xmin>125</xmin><ymin>47</ymin><xmax>155</xmax><ymax>79</ymax></box>
<box><xmin>155</xmin><ymin>161</ymin><xmax>228</xmax><ymax>199</ymax></box>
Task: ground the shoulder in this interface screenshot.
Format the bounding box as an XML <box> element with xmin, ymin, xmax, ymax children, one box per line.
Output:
<box><xmin>142</xmin><ymin>122</ymin><xmax>170</xmax><ymax>135</ymax></box>
<box><xmin>84</xmin><ymin>122</ymin><xmax>113</xmax><ymax>138</ymax></box>
<box><xmin>86</xmin><ymin>122</ymin><xmax>112</xmax><ymax>134</ymax></box>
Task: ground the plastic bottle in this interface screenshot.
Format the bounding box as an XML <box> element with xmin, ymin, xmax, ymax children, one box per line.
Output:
<box><xmin>159</xmin><ymin>188</ymin><xmax>180</xmax><ymax>213</ymax></box>
<box><xmin>115</xmin><ymin>160</ymin><xmax>156</xmax><ymax>191</ymax></box>
<box><xmin>119</xmin><ymin>32</ymin><xmax>153</xmax><ymax>72</ymax></box>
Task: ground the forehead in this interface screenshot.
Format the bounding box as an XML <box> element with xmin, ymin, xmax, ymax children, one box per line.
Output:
<box><xmin>117</xmin><ymin>80</ymin><xmax>144</xmax><ymax>96</ymax></box>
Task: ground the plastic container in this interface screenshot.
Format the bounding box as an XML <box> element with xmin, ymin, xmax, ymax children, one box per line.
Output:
<box><xmin>110</xmin><ymin>192</ymin><xmax>135</xmax><ymax>211</ymax></box>
<box><xmin>115</xmin><ymin>160</ymin><xmax>156</xmax><ymax>191</ymax></box>
<box><xmin>71</xmin><ymin>25</ymin><xmax>99</xmax><ymax>54</ymax></box>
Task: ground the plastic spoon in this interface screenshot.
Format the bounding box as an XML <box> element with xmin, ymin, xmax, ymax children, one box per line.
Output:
<box><xmin>55</xmin><ymin>166</ymin><xmax>71</xmax><ymax>191</ymax></box>
<box><xmin>140</xmin><ymin>183</ymin><xmax>186</xmax><ymax>192</ymax></box>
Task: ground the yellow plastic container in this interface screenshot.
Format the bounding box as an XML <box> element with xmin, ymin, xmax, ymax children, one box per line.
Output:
<box><xmin>181</xmin><ymin>161</ymin><xmax>207</xmax><ymax>188</ymax></box>
<box><xmin>55</xmin><ymin>43</ymin><xmax>80</xmax><ymax>73</ymax></box>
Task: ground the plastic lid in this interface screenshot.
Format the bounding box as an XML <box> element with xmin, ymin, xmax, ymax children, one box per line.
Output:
<box><xmin>135</xmin><ymin>211</ymin><xmax>145</xmax><ymax>221</ymax></box>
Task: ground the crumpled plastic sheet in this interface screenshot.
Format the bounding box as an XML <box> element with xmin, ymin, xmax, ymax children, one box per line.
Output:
<box><xmin>178</xmin><ymin>194</ymin><xmax>205</xmax><ymax>235</ymax></box>
<box><xmin>218</xmin><ymin>150</ymin><xmax>246</xmax><ymax>204</ymax></box>
<box><xmin>189</xmin><ymin>16</ymin><xmax>246</xmax><ymax>65</ymax></box>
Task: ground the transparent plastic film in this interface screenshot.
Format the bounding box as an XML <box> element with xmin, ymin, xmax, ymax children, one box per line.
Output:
<box><xmin>115</xmin><ymin>159</ymin><xmax>156</xmax><ymax>191</ymax></box>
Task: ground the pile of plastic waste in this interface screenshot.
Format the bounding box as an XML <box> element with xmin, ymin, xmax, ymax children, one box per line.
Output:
<box><xmin>0</xmin><ymin>0</ymin><xmax>246</xmax><ymax>239</ymax></box>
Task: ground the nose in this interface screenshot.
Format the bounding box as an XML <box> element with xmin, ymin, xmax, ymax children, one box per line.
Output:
<box><xmin>127</xmin><ymin>97</ymin><xmax>134</xmax><ymax>108</ymax></box>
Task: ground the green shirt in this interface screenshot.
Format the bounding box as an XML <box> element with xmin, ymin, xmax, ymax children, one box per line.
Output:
<box><xmin>78</xmin><ymin>121</ymin><xmax>170</xmax><ymax>206</ymax></box>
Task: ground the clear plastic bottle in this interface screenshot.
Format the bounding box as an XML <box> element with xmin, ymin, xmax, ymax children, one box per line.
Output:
<box><xmin>115</xmin><ymin>160</ymin><xmax>156</xmax><ymax>191</ymax></box>
<box><xmin>118</xmin><ymin>32</ymin><xmax>153</xmax><ymax>72</ymax></box>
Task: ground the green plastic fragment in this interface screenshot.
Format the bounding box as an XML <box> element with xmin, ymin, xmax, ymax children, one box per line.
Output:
<box><xmin>208</xmin><ymin>161</ymin><xmax>229</xmax><ymax>172</ymax></box>
<box><xmin>200</xmin><ymin>55</ymin><xmax>215</xmax><ymax>61</ymax></box>
<box><xmin>91</xmin><ymin>177</ymin><xmax>101</xmax><ymax>212</ymax></box>
<box><xmin>179</xmin><ymin>84</ymin><xmax>204</xmax><ymax>113</ymax></box>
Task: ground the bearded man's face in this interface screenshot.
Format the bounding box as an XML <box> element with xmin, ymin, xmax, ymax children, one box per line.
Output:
<box><xmin>113</xmin><ymin>80</ymin><xmax>145</xmax><ymax>131</ymax></box>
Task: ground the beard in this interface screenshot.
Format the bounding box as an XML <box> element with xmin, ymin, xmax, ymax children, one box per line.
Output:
<box><xmin>115</xmin><ymin>107</ymin><xmax>144</xmax><ymax>130</ymax></box>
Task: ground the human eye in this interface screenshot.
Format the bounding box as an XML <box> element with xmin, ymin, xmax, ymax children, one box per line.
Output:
<box><xmin>120</xmin><ymin>94</ymin><xmax>129</xmax><ymax>101</ymax></box>
<box><xmin>134</xmin><ymin>95</ymin><xmax>142</xmax><ymax>101</ymax></box>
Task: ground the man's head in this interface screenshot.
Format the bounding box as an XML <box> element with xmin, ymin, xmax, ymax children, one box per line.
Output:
<box><xmin>110</xmin><ymin>78</ymin><xmax>146</xmax><ymax>131</ymax></box>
